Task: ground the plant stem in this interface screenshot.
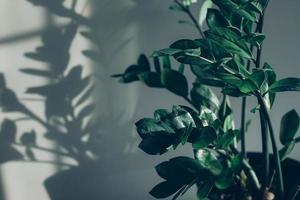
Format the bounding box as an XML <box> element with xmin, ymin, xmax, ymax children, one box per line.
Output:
<box><xmin>259</xmin><ymin>111</ymin><xmax>270</xmax><ymax>192</ymax></box>
<box><xmin>173</xmin><ymin>0</ymin><xmax>205</xmax><ymax>38</ymax></box>
<box><xmin>230</xmin><ymin>145</ymin><xmax>261</xmax><ymax>192</ymax></box>
<box><xmin>257</xmin><ymin>93</ymin><xmax>284</xmax><ymax>200</ymax></box>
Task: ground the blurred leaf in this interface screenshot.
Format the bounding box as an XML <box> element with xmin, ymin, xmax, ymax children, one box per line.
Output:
<box><xmin>217</xmin><ymin>129</ymin><xmax>239</xmax><ymax>149</ymax></box>
<box><xmin>138</xmin><ymin>72</ymin><xmax>163</xmax><ymax>88</ymax></box>
<box><xmin>150</xmin><ymin>181</ymin><xmax>185</xmax><ymax>199</ymax></box>
<box><xmin>197</xmin><ymin>179</ymin><xmax>213</xmax><ymax>200</ymax></box>
<box><xmin>280</xmin><ymin>109</ymin><xmax>300</xmax><ymax>145</ymax></box>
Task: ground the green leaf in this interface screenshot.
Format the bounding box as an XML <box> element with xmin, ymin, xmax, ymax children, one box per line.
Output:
<box><xmin>152</xmin><ymin>49</ymin><xmax>183</xmax><ymax>57</ymax></box>
<box><xmin>215</xmin><ymin>168</ymin><xmax>235</xmax><ymax>189</ymax></box>
<box><xmin>280</xmin><ymin>109</ymin><xmax>300</xmax><ymax>145</ymax></box>
<box><xmin>135</xmin><ymin>118</ymin><xmax>175</xmax><ymax>138</ymax></box>
<box><xmin>268</xmin><ymin>78</ymin><xmax>300</xmax><ymax>93</ymax></box>
<box><xmin>197</xmin><ymin>179</ymin><xmax>213</xmax><ymax>200</ymax></box>
<box><xmin>279</xmin><ymin>140</ymin><xmax>296</xmax><ymax>161</ymax></box>
<box><xmin>138</xmin><ymin>72</ymin><xmax>163</xmax><ymax>88</ymax></box>
<box><xmin>212</xmin><ymin>0</ymin><xmax>257</xmax><ymax>22</ymax></box>
<box><xmin>139</xmin><ymin>135</ymin><xmax>173</xmax><ymax>155</ymax></box>
<box><xmin>243</xmin><ymin>33</ymin><xmax>266</xmax><ymax>48</ymax></box>
<box><xmin>206</xmin><ymin>8</ymin><xmax>228</xmax><ymax>29</ymax></box>
<box><xmin>205</xmin><ymin>27</ymin><xmax>253</xmax><ymax>59</ymax></box>
<box><xmin>163</xmin><ymin>56</ymin><xmax>171</xmax><ymax>69</ymax></box>
<box><xmin>156</xmin><ymin>159</ymin><xmax>199</xmax><ymax>182</ymax></box>
<box><xmin>138</xmin><ymin>54</ymin><xmax>150</xmax><ymax>70</ymax></box>
<box><xmin>150</xmin><ymin>181</ymin><xmax>185</xmax><ymax>199</ymax></box>
<box><xmin>191</xmin><ymin>83</ymin><xmax>219</xmax><ymax>112</ymax></box>
<box><xmin>217</xmin><ymin>129</ymin><xmax>239</xmax><ymax>149</ymax></box>
<box><xmin>20</xmin><ymin>68</ymin><xmax>54</xmax><ymax>78</ymax></box>
<box><xmin>192</xmin><ymin>126</ymin><xmax>217</xmax><ymax>149</ymax></box>
<box><xmin>195</xmin><ymin>148</ymin><xmax>223</xmax><ymax>176</ymax></box>
<box><xmin>153</xmin><ymin>57</ymin><xmax>161</xmax><ymax>73</ymax></box>
<box><xmin>161</xmin><ymin>69</ymin><xmax>189</xmax><ymax>97</ymax></box>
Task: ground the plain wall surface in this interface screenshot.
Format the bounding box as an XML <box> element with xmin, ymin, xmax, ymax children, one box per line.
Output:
<box><xmin>0</xmin><ymin>0</ymin><xmax>299</xmax><ymax>199</ymax></box>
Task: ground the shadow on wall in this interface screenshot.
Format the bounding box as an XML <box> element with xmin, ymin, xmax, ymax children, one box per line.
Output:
<box><xmin>0</xmin><ymin>0</ymin><xmax>182</xmax><ymax>200</ymax></box>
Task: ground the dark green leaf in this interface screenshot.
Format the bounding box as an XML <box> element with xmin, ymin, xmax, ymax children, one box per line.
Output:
<box><xmin>161</xmin><ymin>69</ymin><xmax>188</xmax><ymax>97</ymax></box>
<box><xmin>153</xmin><ymin>57</ymin><xmax>161</xmax><ymax>73</ymax></box>
<box><xmin>149</xmin><ymin>181</ymin><xmax>184</xmax><ymax>199</ymax></box>
<box><xmin>206</xmin><ymin>8</ymin><xmax>228</xmax><ymax>29</ymax></box>
<box><xmin>139</xmin><ymin>136</ymin><xmax>173</xmax><ymax>155</ymax></box>
<box><xmin>192</xmin><ymin>126</ymin><xmax>217</xmax><ymax>149</ymax></box>
<box><xmin>217</xmin><ymin>129</ymin><xmax>239</xmax><ymax>149</ymax></box>
<box><xmin>279</xmin><ymin>140</ymin><xmax>296</xmax><ymax>161</ymax></box>
<box><xmin>205</xmin><ymin>27</ymin><xmax>253</xmax><ymax>59</ymax></box>
<box><xmin>138</xmin><ymin>54</ymin><xmax>150</xmax><ymax>71</ymax></box>
<box><xmin>195</xmin><ymin>148</ymin><xmax>223</xmax><ymax>176</ymax></box>
<box><xmin>138</xmin><ymin>72</ymin><xmax>163</xmax><ymax>88</ymax></box>
<box><xmin>212</xmin><ymin>0</ymin><xmax>257</xmax><ymax>22</ymax></box>
<box><xmin>280</xmin><ymin>109</ymin><xmax>300</xmax><ymax>145</ymax></box>
<box><xmin>135</xmin><ymin>118</ymin><xmax>175</xmax><ymax>138</ymax></box>
<box><xmin>268</xmin><ymin>78</ymin><xmax>300</xmax><ymax>93</ymax></box>
<box><xmin>197</xmin><ymin>180</ymin><xmax>213</xmax><ymax>200</ymax></box>
<box><xmin>191</xmin><ymin>83</ymin><xmax>219</xmax><ymax>112</ymax></box>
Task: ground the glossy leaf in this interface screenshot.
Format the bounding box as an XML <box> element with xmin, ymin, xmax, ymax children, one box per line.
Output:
<box><xmin>195</xmin><ymin>148</ymin><xmax>223</xmax><ymax>176</ymax></box>
<box><xmin>205</xmin><ymin>27</ymin><xmax>253</xmax><ymax>59</ymax></box>
<box><xmin>192</xmin><ymin>126</ymin><xmax>217</xmax><ymax>149</ymax></box>
<box><xmin>191</xmin><ymin>83</ymin><xmax>219</xmax><ymax>112</ymax></box>
<box><xmin>206</xmin><ymin>8</ymin><xmax>228</xmax><ymax>28</ymax></box>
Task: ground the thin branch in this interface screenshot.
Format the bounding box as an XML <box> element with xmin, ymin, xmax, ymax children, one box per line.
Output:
<box><xmin>174</xmin><ymin>0</ymin><xmax>205</xmax><ymax>38</ymax></box>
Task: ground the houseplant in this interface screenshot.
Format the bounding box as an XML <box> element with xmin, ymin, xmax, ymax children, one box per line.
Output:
<box><xmin>114</xmin><ymin>0</ymin><xmax>300</xmax><ymax>199</ymax></box>
<box><xmin>0</xmin><ymin>0</ymin><xmax>104</xmax><ymax>199</ymax></box>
